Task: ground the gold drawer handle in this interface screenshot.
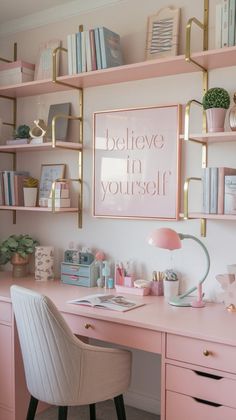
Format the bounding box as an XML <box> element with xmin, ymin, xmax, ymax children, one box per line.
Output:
<box><xmin>84</xmin><ymin>323</ymin><xmax>93</xmax><ymax>329</ymax></box>
<box><xmin>203</xmin><ymin>349</ymin><xmax>212</xmax><ymax>356</ymax></box>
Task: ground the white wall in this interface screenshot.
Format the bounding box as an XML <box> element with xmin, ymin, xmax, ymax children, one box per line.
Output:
<box><xmin>0</xmin><ymin>0</ymin><xmax>235</xmax><ymax>414</ymax></box>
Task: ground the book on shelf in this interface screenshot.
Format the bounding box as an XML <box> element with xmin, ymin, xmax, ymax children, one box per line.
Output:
<box><xmin>89</xmin><ymin>29</ymin><xmax>97</xmax><ymax>71</ymax></box>
<box><xmin>222</xmin><ymin>0</ymin><xmax>229</xmax><ymax>47</ymax></box>
<box><xmin>218</xmin><ymin>167</ymin><xmax>236</xmax><ymax>214</ymax></box>
<box><xmin>6</xmin><ymin>138</ymin><xmax>29</xmax><ymax>145</ymax></box>
<box><xmin>202</xmin><ymin>167</ymin><xmax>211</xmax><ymax>213</ymax></box>
<box><xmin>215</xmin><ymin>2</ymin><xmax>223</xmax><ymax>48</ymax></box>
<box><xmin>85</xmin><ymin>30</ymin><xmax>92</xmax><ymax>72</ymax></box>
<box><xmin>94</xmin><ymin>27</ymin><xmax>102</xmax><ymax>70</ymax></box>
<box><xmin>224</xmin><ymin>175</ymin><xmax>236</xmax><ymax>214</ymax></box>
<box><xmin>99</xmin><ymin>27</ymin><xmax>123</xmax><ymax>69</ymax></box>
<box><xmin>81</xmin><ymin>31</ymin><xmax>87</xmax><ymax>72</ymax></box>
<box><xmin>47</xmin><ymin>197</ymin><xmax>71</xmax><ymax>208</ymax></box>
<box><xmin>67</xmin><ymin>34</ymin><xmax>73</xmax><ymax>75</ymax></box>
<box><xmin>67</xmin><ymin>293</ymin><xmax>145</xmax><ymax>312</ymax></box>
<box><xmin>210</xmin><ymin>167</ymin><xmax>218</xmax><ymax>214</ymax></box>
<box><xmin>229</xmin><ymin>0</ymin><xmax>236</xmax><ymax>46</ymax></box>
<box><xmin>71</xmin><ymin>33</ymin><xmax>77</xmax><ymax>74</ymax></box>
<box><xmin>0</xmin><ymin>172</ymin><xmax>5</xmax><ymax>205</ymax></box>
<box><xmin>76</xmin><ymin>31</ymin><xmax>82</xmax><ymax>73</ymax></box>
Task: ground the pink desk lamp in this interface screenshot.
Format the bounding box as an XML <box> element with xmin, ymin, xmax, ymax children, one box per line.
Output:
<box><xmin>147</xmin><ymin>228</ymin><xmax>210</xmax><ymax>307</ymax></box>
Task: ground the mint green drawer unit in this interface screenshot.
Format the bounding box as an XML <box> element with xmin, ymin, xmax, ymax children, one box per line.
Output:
<box><xmin>61</xmin><ymin>261</ymin><xmax>98</xmax><ymax>287</ymax></box>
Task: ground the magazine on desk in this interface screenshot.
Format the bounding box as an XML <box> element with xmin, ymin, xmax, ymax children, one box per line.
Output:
<box><xmin>68</xmin><ymin>293</ymin><xmax>145</xmax><ymax>312</ymax></box>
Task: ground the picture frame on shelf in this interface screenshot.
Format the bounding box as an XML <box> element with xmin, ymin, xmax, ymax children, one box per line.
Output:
<box><xmin>93</xmin><ymin>104</ymin><xmax>181</xmax><ymax>220</ymax></box>
<box><xmin>34</xmin><ymin>39</ymin><xmax>61</xmax><ymax>80</ymax></box>
<box><xmin>146</xmin><ymin>7</ymin><xmax>180</xmax><ymax>60</ymax></box>
<box><xmin>39</xmin><ymin>164</ymin><xmax>65</xmax><ymax>206</ymax></box>
<box><xmin>47</xmin><ymin>102</ymin><xmax>71</xmax><ymax>141</ymax></box>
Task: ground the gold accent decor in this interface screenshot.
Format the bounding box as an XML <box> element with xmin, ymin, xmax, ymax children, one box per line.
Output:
<box><xmin>184</xmin><ymin>99</ymin><xmax>203</xmax><ymax>142</ymax></box>
<box><xmin>183</xmin><ymin>177</ymin><xmax>202</xmax><ymax>219</ymax></box>
<box><xmin>227</xmin><ymin>304</ymin><xmax>236</xmax><ymax>312</ymax></box>
<box><xmin>84</xmin><ymin>323</ymin><xmax>93</xmax><ymax>329</ymax></box>
<box><xmin>203</xmin><ymin>349</ymin><xmax>211</xmax><ymax>356</ymax></box>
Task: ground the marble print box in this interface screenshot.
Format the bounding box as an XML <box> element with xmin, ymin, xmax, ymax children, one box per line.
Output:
<box><xmin>35</xmin><ymin>246</ymin><xmax>54</xmax><ymax>281</ymax></box>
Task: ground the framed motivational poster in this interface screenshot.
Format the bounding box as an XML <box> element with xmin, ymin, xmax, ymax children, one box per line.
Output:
<box><xmin>93</xmin><ymin>104</ymin><xmax>181</xmax><ymax>220</ymax></box>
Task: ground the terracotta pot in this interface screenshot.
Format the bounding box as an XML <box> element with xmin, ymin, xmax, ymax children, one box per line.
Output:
<box><xmin>11</xmin><ymin>253</ymin><xmax>30</xmax><ymax>278</ymax></box>
<box><xmin>206</xmin><ymin>108</ymin><xmax>227</xmax><ymax>133</ymax></box>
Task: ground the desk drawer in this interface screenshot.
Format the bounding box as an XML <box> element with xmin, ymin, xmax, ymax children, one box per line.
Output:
<box><xmin>61</xmin><ymin>263</ymin><xmax>90</xmax><ymax>277</ymax></box>
<box><xmin>166</xmin><ymin>364</ymin><xmax>236</xmax><ymax>408</ymax></box>
<box><xmin>166</xmin><ymin>391</ymin><xmax>236</xmax><ymax>420</ymax></box>
<box><xmin>166</xmin><ymin>334</ymin><xmax>236</xmax><ymax>373</ymax></box>
<box><xmin>0</xmin><ymin>301</ymin><xmax>12</xmax><ymax>324</ymax></box>
<box><xmin>63</xmin><ymin>313</ymin><xmax>162</xmax><ymax>353</ymax></box>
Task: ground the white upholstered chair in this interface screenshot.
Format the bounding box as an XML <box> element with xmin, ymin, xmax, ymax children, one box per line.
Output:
<box><xmin>10</xmin><ymin>285</ymin><xmax>132</xmax><ymax>420</ymax></box>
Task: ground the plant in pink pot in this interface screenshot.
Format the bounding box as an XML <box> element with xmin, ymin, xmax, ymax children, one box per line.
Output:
<box><xmin>202</xmin><ymin>87</ymin><xmax>230</xmax><ymax>133</ymax></box>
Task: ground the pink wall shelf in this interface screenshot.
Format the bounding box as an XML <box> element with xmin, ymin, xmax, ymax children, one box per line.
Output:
<box><xmin>0</xmin><ymin>141</ymin><xmax>81</xmax><ymax>153</ymax></box>
<box><xmin>180</xmin><ymin>131</ymin><xmax>236</xmax><ymax>144</ymax></box>
<box><xmin>0</xmin><ymin>46</ymin><xmax>236</xmax><ymax>97</ymax></box>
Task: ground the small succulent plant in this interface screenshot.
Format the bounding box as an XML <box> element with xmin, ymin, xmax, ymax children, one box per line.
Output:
<box><xmin>24</xmin><ymin>177</ymin><xmax>38</xmax><ymax>188</ymax></box>
<box><xmin>202</xmin><ymin>87</ymin><xmax>230</xmax><ymax>110</ymax></box>
<box><xmin>14</xmin><ymin>124</ymin><xmax>30</xmax><ymax>139</ymax></box>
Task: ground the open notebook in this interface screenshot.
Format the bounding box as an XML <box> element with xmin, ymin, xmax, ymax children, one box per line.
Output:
<box><xmin>68</xmin><ymin>293</ymin><xmax>145</xmax><ymax>312</ymax></box>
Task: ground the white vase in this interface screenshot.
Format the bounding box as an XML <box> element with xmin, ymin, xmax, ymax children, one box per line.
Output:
<box><xmin>23</xmin><ymin>187</ymin><xmax>37</xmax><ymax>207</ymax></box>
<box><xmin>206</xmin><ymin>108</ymin><xmax>226</xmax><ymax>133</ymax></box>
<box><xmin>164</xmin><ymin>279</ymin><xmax>179</xmax><ymax>299</ymax></box>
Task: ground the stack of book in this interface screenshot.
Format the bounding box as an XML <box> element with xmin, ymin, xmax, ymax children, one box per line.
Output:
<box><xmin>215</xmin><ymin>0</ymin><xmax>236</xmax><ymax>48</ymax></box>
<box><xmin>202</xmin><ymin>167</ymin><xmax>236</xmax><ymax>214</ymax></box>
<box><xmin>0</xmin><ymin>171</ymin><xmax>30</xmax><ymax>206</ymax></box>
<box><xmin>67</xmin><ymin>26</ymin><xmax>123</xmax><ymax>75</ymax></box>
<box><xmin>47</xmin><ymin>181</ymin><xmax>71</xmax><ymax>208</ymax></box>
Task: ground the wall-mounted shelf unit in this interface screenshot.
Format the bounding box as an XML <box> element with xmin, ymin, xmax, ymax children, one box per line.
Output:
<box><xmin>0</xmin><ymin>46</ymin><xmax>83</xmax><ymax>227</ymax></box>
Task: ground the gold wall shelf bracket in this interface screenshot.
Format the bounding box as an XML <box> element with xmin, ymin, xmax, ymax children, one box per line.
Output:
<box><xmin>184</xmin><ymin>99</ymin><xmax>204</xmax><ymax>142</ymax></box>
<box><xmin>184</xmin><ymin>177</ymin><xmax>206</xmax><ymax>237</ymax></box>
<box><xmin>51</xmin><ymin>114</ymin><xmax>82</xmax><ymax>149</ymax></box>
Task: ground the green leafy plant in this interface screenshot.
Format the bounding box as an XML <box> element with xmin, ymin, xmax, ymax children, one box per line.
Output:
<box><xmin>24</xmin><ymin>177</ymin><xmax>39</xmax><ymax>188</ymax></box>
<box><xmin>14</xmin><ymin>124</ymin><xmax>30</xmax><ymax>139</ymax></box>
<box><xmin>0</xmin><ymin>234</ymin><xmax>39</xmax><ymax>265</ymax></box>
<box><xmin>202</xmin><ymin>87</ymin><xmax>230</xmax><ymax>110</ymax></box>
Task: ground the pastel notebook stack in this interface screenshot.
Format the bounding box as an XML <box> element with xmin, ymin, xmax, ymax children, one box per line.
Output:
<box><xmin>67</xmin><ymin>26</ymin><xmax>123</xmax><ymax>74</ymax></box>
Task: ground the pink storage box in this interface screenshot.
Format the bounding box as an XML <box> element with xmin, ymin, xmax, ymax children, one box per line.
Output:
<box><xmin>0</xmin><ymin>60</ymin><xmax>35</xmax><ymax>86</ymax></box>
<box><xmin>115</xmin><ymin>285</ymin><xmax>150</xmax><ymax>296</ymax></box>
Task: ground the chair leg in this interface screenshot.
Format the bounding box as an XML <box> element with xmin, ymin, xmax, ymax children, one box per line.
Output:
<box><xmin>114</xmin><ymin>395</ymin><xmax>127</xmax><ymax>420</ymax></box>
<box><xmin>89</xmin><ymin>403</ymin><xmax>96</xmax><ymax>420</ymax></box>
<box><xmin>58</xmin><ymin>406</ymin><xmax>68</xmax><ymax>420</ymax></box>
<box><xmin>26</xmin><ymin>395</ymin><xmax>39</xmax><ymax>420</ymax></box>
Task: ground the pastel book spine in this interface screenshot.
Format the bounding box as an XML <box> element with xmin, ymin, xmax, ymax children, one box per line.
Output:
<box><xmin>202</xmin><ymin>167</ymin><xmax>211</xmax><ymax>213</ymax></box>
<box><xmin>9</xmin><ymin>171</ymin><xmax>15</xmax><ymax>206</ymax></box>
<box><xmin>67</xmin><ymin>34</ymin><xmax>73</xmax><ymax>75</ymax></box>
<box><xmin>215</xmin><ymin>3</ymin><xmax>223</xmax><ymax>48</ymax></box>
<box><xmin>3</xmin><ymin>172</ymin><xmax>9</xmax><ymax>205</ymax></box>
<box><xmin>71</xmin><ymin>33</ymin><xmax>77</xmax><ymax>74</ymax></box>
<box><xmin>94</xmin><ymin>27</ymin><xmax>102</xmax><ymax>70</ymax></box>
<box><xmin>85</xmin><ymin>30</ymin><xmax>92</xmax><ymax>72</ymax></box>
<box><xmin>89</xmin><ymin>29</ymin><xmax>97</xmax><ymax>70</ymax></box>
<box><xmin>229</xmin><ymin>0</ymin><xmax>236</xmax><ymax>46</ymax></box>
<box><xmin>76</xmin><ymin>32</ymin><xmax>82</xmax><ymax>73</ymax></box>
<box><xmin>218</xmin><ymin>167</ymin><xmax>236</xmax><ymax>213</ymax></box>
<box><xmin>222</xmin><ymin>0</ymin><xmax>229</xmax><ymax>47</ymax></box>
<box><xmin>48</xmin><ymin>198</ymin><xmax>71</xmax><ymax>207</ymax></box>
<box><xmin>7</xmin><ymin>172</ymin><xmax>12</xmax><ymax>206</ymax></box>
<box><xmin>99</xmin><ymin>27</ymin><xmax>123</xmax><ymax>69</ymax></box>
<box><xmin>14</xmin><ymin>174</ymin><xmax>27</xmax><ymax>206</ymax></box>
<box><xmin>224</xmin><ymin>175</ymin><xmax>236</xmax><ymax>214</ymax></box>
<box><xmin>81</xmin><ymin>31</ymin><xmax>87</xmax><ymax>72</ymax></box>
<box><xmin>0</xmin><ymin>172</ymin><xmax>4</xmax><ymax>205</ymax></box>
<box><xmin>210</xmin><ymin>167</ymin><xmax>218</xmax><ymax>214</ymax></box>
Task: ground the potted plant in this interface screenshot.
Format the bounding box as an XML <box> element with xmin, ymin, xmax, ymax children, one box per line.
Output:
<box><xmin>202</xmin><ymin>87</ymin><xmax>230</xmax><ymax>133</ymax></box>
<box><xmin>23</xmin><ymin>177</ymin><xmax>39</xmax><ymax>207</ymax></box>
<box><xmin>0</xmin><ymin>234</ymin><xmax>39</xmax><ymax>277</ymax></box>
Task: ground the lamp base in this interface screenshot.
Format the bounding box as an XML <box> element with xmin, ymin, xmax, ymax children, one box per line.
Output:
<box><xmin>168</xmin><ymin>296</ymin><xmax>192</xmax><ymax>307</ymax></box>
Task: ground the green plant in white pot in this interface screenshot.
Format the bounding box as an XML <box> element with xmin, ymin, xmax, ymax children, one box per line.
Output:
<box><xmin>23</xmin><ymin>177</ymin><xmax>39</xmax><ymax>207</ymax></box>
<box><xmin>0</xmin><ymin>234</ymin><xmax>39</xmax><ymax>277</ymax></box>
<box><xmin>202</xmin><ymin>87</ymin><xmax>230</xmax><ymax>133</ymax></box>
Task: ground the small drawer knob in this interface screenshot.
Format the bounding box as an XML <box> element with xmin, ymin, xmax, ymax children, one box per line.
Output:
<box><xmin>84</xmin><ymin>323</ymin><xmax>93</xmax><ymax>329</ymax></box>
<box><xmin>203</xmin><ymin>349</ymin><xmax>211</xmax><ymax>356</ymax></box>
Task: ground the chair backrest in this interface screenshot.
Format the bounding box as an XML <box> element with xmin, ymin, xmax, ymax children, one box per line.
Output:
<box><xmin>10</xmin><ymin>285</ymin><xmax>86</xmax><ymax>405</ymax></box>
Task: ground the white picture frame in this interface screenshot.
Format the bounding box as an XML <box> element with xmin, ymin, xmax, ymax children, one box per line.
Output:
<box><xmin>39</xmin><ymin>164</ymin><xmax>65</xmax><ymax>202</ymax></box>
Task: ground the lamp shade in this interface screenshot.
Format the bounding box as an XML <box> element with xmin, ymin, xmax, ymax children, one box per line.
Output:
<box><xmin>147</xmin><ymin>228</ymin><xmax>182</xmax><ymax>250</ymax></box>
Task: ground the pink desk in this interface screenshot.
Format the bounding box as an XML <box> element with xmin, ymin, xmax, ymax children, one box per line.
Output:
<box><xmin>0</xmin><ymin>272</ymin><xmax>236</xmax><ymax>420</ymax></box>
